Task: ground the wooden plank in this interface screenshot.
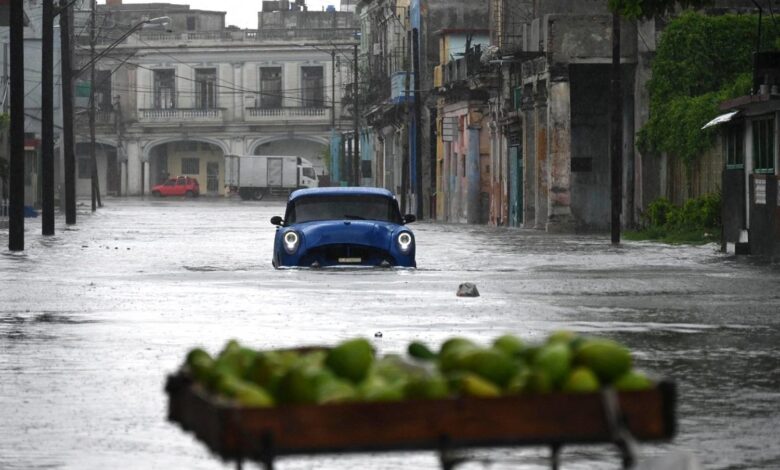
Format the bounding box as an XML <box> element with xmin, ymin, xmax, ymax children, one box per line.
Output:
<box><xmin>166</xmin><ymin>373</ymin><xmax>676</xmax><ymax>462</ymax></box>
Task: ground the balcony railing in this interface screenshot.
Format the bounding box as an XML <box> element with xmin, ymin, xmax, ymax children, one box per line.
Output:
<box><xmin>245</xmin><ymin>107</ymin><xmax>329</xmax><ymax>121</ymax></box>
<box><xmin>138</xmin><ymin>108</ymin><xmax>225</xmax><ymax>123</ymax></box>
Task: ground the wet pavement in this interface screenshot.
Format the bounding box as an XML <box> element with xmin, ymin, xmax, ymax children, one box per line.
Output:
<box><xmin>1</xmin><ymin>197</ymin><xmax>779</xmax><ymax>470</ymax></box>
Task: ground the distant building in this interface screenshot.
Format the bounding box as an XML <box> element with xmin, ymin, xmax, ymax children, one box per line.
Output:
<box><xmin>72</xmin><ymin>0</ymin><xmax>356</xmax><ymax>197</ymax></box>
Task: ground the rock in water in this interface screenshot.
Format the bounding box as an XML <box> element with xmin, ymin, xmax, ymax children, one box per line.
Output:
<box><xmin>456</xmin><ymin>283</ymin><xmax>480</xmax><ymax>297</ymax></box>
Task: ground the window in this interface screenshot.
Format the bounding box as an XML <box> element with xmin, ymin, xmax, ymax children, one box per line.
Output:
<box><xmin>259</xmin><ymin>67</ymin><xmax>282</xmax><ymax>108</ymax></box>
<box><xmin>301</xmin><ymin>66</ymin><xmax>324</xmax><ymax>107</ymax></box>
<box><xmin>78</xmin><ymin>158</ymin><xmax>91</xmax><ymax>179</ymax></box>
<box><xmin>725</xmin><ymin>124</ymin><xmax>744</xmax><ymax>168</ymax></box>
<box><xmin>195</xmin><ymin>68</ymin><xmax>217</xmax><ymax>109</ymax></box>
<box><xmin>94</xmin><ymin>70</ymin><xmax>113</xmax><ymax>112</ymax></box>
<box><xmin>181</xmin><ymin>158</ymin><xmax>200</xmax><ymax>175</ymax></box>
<box><xmin>752</xmin><ymin>118</ymin><xmax>775</xmax><ymax>173</ymax></box>
<box><xmin>153</xmin><ymin>69</ymin><xmax>176</xmax><ymax>109</ymax></box>
<box><xmin>288</xmin><ymin>195</ymin><xmax>403</xmax><ymax>224</ymax></box>
<box><xmin>186</xmin><ymin>16</ymin><xmax>197</xmax><ymax>31</ymax></box>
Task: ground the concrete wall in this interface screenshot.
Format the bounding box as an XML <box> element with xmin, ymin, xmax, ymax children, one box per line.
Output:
<box><xmin>258</xmin><ymin>10</ymin><xmax>355</xmax><ymax>30</ymax></box>
<box><xmin>99</xmin><ymin>6</ymin><xmax>226</xmax><ymax>32</ymax></box>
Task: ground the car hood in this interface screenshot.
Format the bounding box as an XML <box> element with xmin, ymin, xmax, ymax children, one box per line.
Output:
<box><xmin>295</xmin><ymin>220</ymin><xmax>401</xmax><ymax>248</ymax></box>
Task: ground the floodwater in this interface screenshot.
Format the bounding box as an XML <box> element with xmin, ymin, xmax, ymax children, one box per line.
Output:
<box><xmin>1</xmin><ymin>197</ymin><xmax>778</xmax><ymax>470</ymax></box>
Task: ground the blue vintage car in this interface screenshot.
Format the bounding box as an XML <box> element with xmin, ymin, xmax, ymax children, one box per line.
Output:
<box><xmin>271</xmin><ymin>187</ymin><xmax>416</xmax><ymax>268</ymax></box>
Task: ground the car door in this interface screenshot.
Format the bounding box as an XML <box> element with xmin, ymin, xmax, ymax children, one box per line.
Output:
<box><xmin>175</xmin><ymin>177</ymin><xmax>187</xmax><ymax>196</ymax></box>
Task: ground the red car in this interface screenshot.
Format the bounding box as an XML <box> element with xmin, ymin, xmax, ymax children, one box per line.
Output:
<box><xmin>151</xmin><ymin>176</ymin><xmax>200</xmax><ymax>197</ymax></box>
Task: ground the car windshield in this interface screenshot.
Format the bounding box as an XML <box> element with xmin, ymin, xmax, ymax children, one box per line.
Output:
<box><xmin>287</xmin><ymin>195</ymin><xmax>402</xmax><ymax>224</ymax></box>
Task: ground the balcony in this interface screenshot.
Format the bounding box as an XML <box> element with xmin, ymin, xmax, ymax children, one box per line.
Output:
<box><xmin>244</xmin><ymin>107</ymin><xmax>330</xmax><ymax>122</ymax></box>
<box><xmin>138</xmin><ymin>108</ymin><xmax>225</xmax><ymax>123</ymax></box>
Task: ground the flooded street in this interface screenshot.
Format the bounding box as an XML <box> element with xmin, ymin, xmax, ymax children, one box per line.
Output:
<box><xmin>1</xmin><ymin>197</ymin><xmax>779</xmax><ymax>470</ymax></box>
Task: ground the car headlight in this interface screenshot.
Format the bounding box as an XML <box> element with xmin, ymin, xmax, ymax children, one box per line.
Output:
<box><xmin>283</xmin><ymin>230</ymin><xmax>300</xmax><ymax>254</ymax></box>
<box><xmin>397</xmin><ymin>232</ymin><xmax>413</xmax><ymax>253</ymax></box>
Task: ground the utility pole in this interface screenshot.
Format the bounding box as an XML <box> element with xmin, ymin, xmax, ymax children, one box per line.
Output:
<box><xmin>42</xmin><ymin>0</ymin><xmax>55</xmax><ymax>235</ymax></box>
<box><xmin>331</xmin><ymin>49</ymin><xmax>335</xmax><ymax>129</ymax></box>
<box><xmin>9</xmin><ymin>0</ymin><xmax>24</xmax><ymax>251</ymax></box>
<box><xmin>412</xmin><ymin>27</ymin><xmax>423</xmax><ymax>220</ymax></box>
<box><xmin>60</xmin><ymin>0</ymin><xmax>76</xmax><ymax>225</ymax></box>
<box><xmin>89</xmin><ymin>0</ymin><xmax>101</xmax><ymax>211</ymax></box>
<box><xmin>352</xmin><ymin>43</ymin><xmax>359</xmax><ymax>186</ymax></box>
<box><xmin>610</xmin><ymin>12</ymin><xmax>622</xmax><ymax>245</ymax></box>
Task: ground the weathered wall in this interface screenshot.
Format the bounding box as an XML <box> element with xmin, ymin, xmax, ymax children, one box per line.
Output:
<box><xmin>570</xmin><ymin>64</ymin><xmax>611</xmax><ymax>231</ymax></box>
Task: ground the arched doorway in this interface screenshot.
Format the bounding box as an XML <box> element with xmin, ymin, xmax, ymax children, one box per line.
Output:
<box><xmin>147</xmin><ymin>140</ymin><xmax>226</xmax><ymax>196</ymax></box>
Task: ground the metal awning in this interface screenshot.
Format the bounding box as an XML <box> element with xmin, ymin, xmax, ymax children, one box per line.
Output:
<box><xmin>702</xmin><ymin>111</ymin><xmax>740</xmax><ymax>129</ymax></box>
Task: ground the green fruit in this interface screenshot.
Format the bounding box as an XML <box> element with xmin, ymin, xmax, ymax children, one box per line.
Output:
<box><xmin>186</xmin><ymin>348</ymin><xmax>212</xmax><ymax>367</ymax></box>
<box><xmin>532</xmin><ymin>342</ymin><xmax>572</xmax><ymax>387</ymax></box>
<box><xmin>439</xmin><ymin>337</ymin><xmax>477</xmax><ymax>356</ymax></box>
<box><xmin>235</xmin><ymin>383</ymin><xmax>275</xmax><ymax>407</ymax></box>
<box><xmin>504</xmin><ymin>366</ymin><xmax>531</xmax><ymax>395</ymax></box>
<box><xmin>408</xmin><ymin>341</ymin><xmax>437</xmax><ymax>361</ymax></box>
<box><xmin>371</xmin><ymin>355</ymin><xmax>420</xmax><ymax>387</ymax></box>
<box><xmin>457</xmin><ymin>373</ymin><xmax>501</xmax><ymax>398</ymax></box>
<box><xmin>403</xmin><ymin>374</ymin><xmax>450</xmax><ymax>400</ymax></box>
<box><xmin>547</xmin><ymin>330</ymin><xmax>577</xmax><ymax>345</ymax></box>
<box><xmin>215</xmin><ymin>373</ymin><xmax>246</xmax><ymax>397</ymax></box>
<box><xmin>316</xmin><ymin>376</ymin><xmax>358</xmax><ymax>404</ymax></box>
<box><xmin>438</xmin><ymin>338</ymin><xmax>478</xmax><ymax>373</ymax></box>
<box><xmin>524</xmin><ymin>370</ymin><xmax>553</xmax><ymax>394</ymax></box>
<box><xmin>188</xmin><ymin>355</ymin><xmax>215</xmax><ymax>385</ymax></box>
<box><xmin>325</xmin><ymin>338</ymin><xmax>374</xmax><ymax>383</ymax></box>
<box><xmin>613</xmin><ymin>370</ymin><xmax>653</xmax><ymax>391</ymax></box>
<box><xmin>277</xmin><ymin>365</ymin><xmax>329</xmax><ymax>404</ymax></box>
<box><xmin>457</xmin><ymin>348</ymin><xmax>518</xmax><ymax>387</ymax></box>
<box><xmin>574</xmin><ymin>339</ymin><xmax>632</xmax><ymax>383</ymax></box>
<box><xmin>492</xmin><ymin>334</ymin><xmax>525</xmax><ymax>357</ymax></box>
<box><xmin>519</xmin><ymin>344</ymin><xmax>542</xmax><ymax>363</ymax></box>
<box><xmin>359</xmin><ymin>374</ymin><xmax>405</xmax><ymax>402</ymax></box>
<box><xmin>562</xmin><ymin>367</ymin><xmax>600</xmax><ymax>393</ymax></box>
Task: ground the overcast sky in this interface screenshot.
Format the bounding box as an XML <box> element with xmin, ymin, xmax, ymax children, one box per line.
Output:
<box><xmin>108</xmin><ymin>1</ymin><xmax>344</xmax><ymax>29</ymax></box>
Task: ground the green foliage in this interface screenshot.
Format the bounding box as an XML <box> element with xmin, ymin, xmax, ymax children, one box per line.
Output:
<box><xmin>608</xmin><ymin>0</ymin><xmax>711</xmax><ymax>20</ymax></box>
<box><xmin>627</xmin><ymin>194</ymin><xmax>721</xmax><ymax>244</ymax></box>
<box><xmin>639</xmin><ymin>12</ymin><xmax>775</xmax><ymax>168</ymax></box>
<box><xmin>0</xmin><ymin>113</ymin><xmax>8</xmax><ymax>129</ymax></box>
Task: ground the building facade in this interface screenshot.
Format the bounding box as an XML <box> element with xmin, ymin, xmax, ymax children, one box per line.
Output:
<box><xmin>74</xmin><ymin>1</ymin><xmax>357</xmax><ymax>197</ymax></box>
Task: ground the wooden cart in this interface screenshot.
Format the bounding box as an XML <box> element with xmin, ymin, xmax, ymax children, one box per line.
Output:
<box><xmin>165</xmin><ymin>372</ymin><xmax>676</xmax><ymax>470</ymax></box>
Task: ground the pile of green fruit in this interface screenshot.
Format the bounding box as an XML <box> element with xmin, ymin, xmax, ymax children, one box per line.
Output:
<box><xmin>182</xmin><ymin>332</ymin><xmax>654</xmax><ymax>408</ymax></box>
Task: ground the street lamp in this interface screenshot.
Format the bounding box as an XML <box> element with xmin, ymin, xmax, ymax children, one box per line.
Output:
<box><xmin>75</xmin><ymin>16</ymin><xmax>171</xmax><ymax>79</ymax></box>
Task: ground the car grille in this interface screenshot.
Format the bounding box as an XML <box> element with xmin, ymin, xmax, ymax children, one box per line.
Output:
<box><xmin>302</xmin><ymin>244</ymin><xmax>393</xmax><ymax>266</ymax></box>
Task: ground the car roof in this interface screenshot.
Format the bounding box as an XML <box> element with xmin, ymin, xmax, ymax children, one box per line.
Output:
<box><xmin>289</xmin><ymin>187</ymin><xmax>395</xmax><ymax>202</ymax></box>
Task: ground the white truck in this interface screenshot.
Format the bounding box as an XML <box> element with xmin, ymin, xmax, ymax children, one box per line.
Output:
<box><xmin>225</xmin><ymin>155</ymin><xmax>318</xmax><ymax>200</ymax></box>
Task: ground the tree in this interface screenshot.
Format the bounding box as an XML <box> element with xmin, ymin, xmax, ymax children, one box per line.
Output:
<box><xmin>608</xmin><ymin>0</ymin><xmax>711</xmax><ymax>20</ymax></box>
<box><xmin>605</xmin><ymin>0</ymin><xmax>712</xmax><ymax>244</ymax></box>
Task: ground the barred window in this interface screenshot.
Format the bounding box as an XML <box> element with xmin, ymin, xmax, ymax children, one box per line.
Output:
<box><xmin>181</xmin><ymin>158</ymin><xmax>200</xmax><ymax>175</ymax></box>
<box><xmin>752</xmin><ymin>118</ymin><xmax>775</xmax><ymax>173</ymax></box>
<box><xmin>725</xmin><ymin>124</ymin><xmax>744</xmax><ymax>168</ymax></box>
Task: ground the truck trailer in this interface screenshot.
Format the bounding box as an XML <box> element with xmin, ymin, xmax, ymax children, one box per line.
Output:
<box><xmin>225</xmin><ymin>155</ymin><xmax>318</xmax><ymax>200</ymax></box>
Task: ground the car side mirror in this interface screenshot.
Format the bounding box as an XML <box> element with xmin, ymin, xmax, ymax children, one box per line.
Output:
<box><xmin>270</xmin><ymin>216</ymin><xmax>283</xmax><ymax>226</ymax></box>
<box><xmin>403</xmin><ymin>214</ymin><xmax>416</xmax><ymax>224</ymax></box>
